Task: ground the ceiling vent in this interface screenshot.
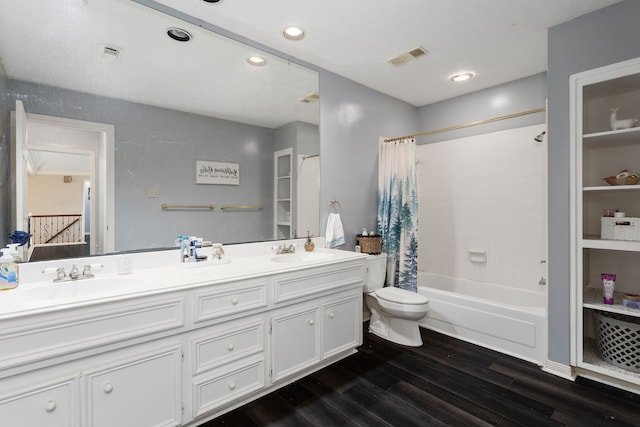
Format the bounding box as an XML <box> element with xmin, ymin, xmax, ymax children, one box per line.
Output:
<box><xmin>299</xmin><ymin>92</ymin><xmax>320</xmax><ymax>103</ymax></box>
<box><xmin>387</xmin><ymin>45</ymin><xmax>428</xmax><ymax>67</ymax></box>
<box><xmin>102</xmin><ymin>45</ymin><xmax>121</xmax><ymax>62</ymax></box>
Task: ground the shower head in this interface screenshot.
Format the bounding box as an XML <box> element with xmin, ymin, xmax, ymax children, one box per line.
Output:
<box><xmin>534</xmin><ymin>131</ymin><xmax>546</xmax><ymax>142</ymax></box>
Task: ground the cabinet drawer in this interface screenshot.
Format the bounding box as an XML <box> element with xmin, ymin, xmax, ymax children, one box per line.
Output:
<box><xmin>0</xmin><ymin>295</ymin><xmax>184</xmax><ymax>369</ymax></box>
<box><xmin>85</xmin><ymin>345</ymin><xmax>182</xmax><ymax>427</ymax></box>
<box><xmin>191</xmin><ymin>318</ymin><xmax>265</xmax><ymax>375</ymax></box>
<box><xmin>193</xmin><ymin>279</ymin><xmax>268</xmax><ymax>323</ymax></box>
<box><xmin>192</xmin><ymin>357</ymin><xmax>265</xmax><ymax>417</ymax></box>
<box><xmin>273</xmin><ymin>263</ymin><xmax>364</xmax><ymax>304</ymax></box>
<box><xmin>0</xmin><ymin>376</ymin><xmax>78</xmax><ymax>427</ymax></box>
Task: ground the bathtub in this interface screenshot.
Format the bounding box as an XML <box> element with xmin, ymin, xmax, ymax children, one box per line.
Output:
<box><xmin>417</xmin><ymin>272</ymin><xmax>547</xmax><ymax>365</ymax></box>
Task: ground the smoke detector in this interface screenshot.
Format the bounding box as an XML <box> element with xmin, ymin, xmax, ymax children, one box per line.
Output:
<box><xmin>299</xmin><ymin>92</ymin><xmax>320</xmax><ymax>103</ymax></box>
<box><xmin>387</xmin><ymin>45</ymin><xmax>428</xmax><ymax>67</ymax></box>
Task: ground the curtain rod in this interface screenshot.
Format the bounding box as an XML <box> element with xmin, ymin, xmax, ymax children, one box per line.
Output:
<box><xmin>383</xmin><ymin>107</ymin><xmax>546</xmax><ymax>143</ymax></box>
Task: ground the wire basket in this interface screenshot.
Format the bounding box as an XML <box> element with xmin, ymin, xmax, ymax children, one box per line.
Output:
<box><xmin>356</xmin><ymin>235</ymin><xmax>382</xmax><ymax>254</ymax></box>
<box><xmin>593</xmin><ymin>311</ymin><xmax>640</xmax><ymax>373</ymax></box>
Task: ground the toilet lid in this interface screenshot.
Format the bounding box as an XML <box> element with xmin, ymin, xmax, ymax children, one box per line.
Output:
<box><xmin>376</xmin><ymin>287</ymin><xmax>428</xmax><ymax>305</ymax></box>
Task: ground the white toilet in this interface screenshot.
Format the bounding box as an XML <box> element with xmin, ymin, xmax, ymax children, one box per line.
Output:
<box><xmin>364</xmin><ymin>253</ymin><xmax>429</xmax><ymax>347</ymax></box>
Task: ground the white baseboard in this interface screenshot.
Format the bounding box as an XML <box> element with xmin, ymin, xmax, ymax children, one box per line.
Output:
<box><xmin>543</xmin><ymin>360</ymin><xmax>576</xmax><ymax>380</ymax></box>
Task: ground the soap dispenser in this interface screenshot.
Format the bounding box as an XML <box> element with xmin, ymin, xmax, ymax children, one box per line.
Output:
<box><xmin>0</xmin><ymin>248</ymin><xmax>18</xmax><ymax>290</ymax></box>
<box><xmin>304</xmin><ymin>231</ymin><xmax>315</xmax><ymax>252</ymax></box>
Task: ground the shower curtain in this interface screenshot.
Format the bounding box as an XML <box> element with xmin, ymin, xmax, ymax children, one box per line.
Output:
<box><xmin>377</xmin><ymin>137</ymin><xmax>418</xmax><ymax>292</ymax></box>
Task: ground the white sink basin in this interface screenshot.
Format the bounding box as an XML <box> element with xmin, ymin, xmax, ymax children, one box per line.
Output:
<box><xmin>15</xmin><ymin>276</ymin><xmax>143</xmax><ymax>301</ymax></box>
<box><xmin>270</xmin><ymin>251</ymin><xmax>334</xmax><ymax>264</ymax></box>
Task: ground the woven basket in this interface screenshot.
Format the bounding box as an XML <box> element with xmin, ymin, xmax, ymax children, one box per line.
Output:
<box><xmin>603</xmin><ymin>175</ymin><xmax>639</xmax><ymax>186</ymax></box>
<box><xmin>593</xmin><ymin>311</ymin><xmax>640</xmax><ymax>373</ymax></box>
<box><xmin>356</xmin><ymin>235</ymin><xmax>382</xmax><ymax>254</ymax></box>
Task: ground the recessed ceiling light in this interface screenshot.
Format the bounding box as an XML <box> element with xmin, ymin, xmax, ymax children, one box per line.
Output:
<box><xmin>167</xmin><ymin>27</ymin><xmax>192</xmax><ymax>42</ymax></box>
<box><xmin>283</xmin><ymin>26</ymin><xmax>305</xmax><ymax>41</ymax></box>
<box><xmin>201</xmin><ymin>0</ymin><xmax>222</xmax><ymax>3</ymax></box>
<box><xmin>449</xmin><ymin>72</ymin><xmax>475</xmax><ymax>82</ymax></box>
<box><xmin>247</xmin><ymin>56</ymin><xmax>267</xmax><ymax>66</ymax></box>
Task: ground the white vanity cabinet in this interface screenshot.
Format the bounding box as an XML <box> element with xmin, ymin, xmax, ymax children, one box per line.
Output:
<box><xmin>188</xmin><ymin>317</ymin><xmax>267</xmax><ymax>418</ymax></box>
<box><xmin>0</xmin><ymin>341</ymin><xmax>182</xmax><ymax>427</ymax></box>
<box><xmin>84</xmin><ymin>343</ymin><xmax>183</xmax><ymax>427</ymax></box>
<box><xmin>570</xmin><ymin>56</ymin><xmax>640</xmax><ymax>391</ymax></box>
<box><xmin>271</xmin><ymin>305</ymin><xmax>321</xmax><ymax>382</ymax></box>
<box><xmin>321</xmin><ymin>294</ymin><xmax>361</xmax><ymax>359</ymax></box>
<box><xmin>0</xmin><ymin>373</ymin><xmax>79</xmax><ymax>427</ymax></box>
<box><xmin>270</xmin><ymin>262</ymin><xmax>364</xmax><ymax>383</ymax></box>
<box><xmin>0</xmin><ymin>249</ymin><xmax>366</xmax><ymax>426</ymax></box>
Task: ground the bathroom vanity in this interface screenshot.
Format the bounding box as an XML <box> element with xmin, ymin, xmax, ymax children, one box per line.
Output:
<box><xmin>0</xmin><ymin>241</ymin><xmax>366</xmax><ymax>426</ymax></box>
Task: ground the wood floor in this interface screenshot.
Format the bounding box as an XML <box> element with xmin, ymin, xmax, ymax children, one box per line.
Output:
<box><xmin>200</xmin><ymin>325</ymin><xmax>640</xmax><ymax>426</ymax></box>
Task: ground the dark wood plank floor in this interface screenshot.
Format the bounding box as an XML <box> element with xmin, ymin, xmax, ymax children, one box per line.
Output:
<box><xmin>199</xmin><ymin>325</ymin><xmax>640</xmax><ymax>426</ymax></box>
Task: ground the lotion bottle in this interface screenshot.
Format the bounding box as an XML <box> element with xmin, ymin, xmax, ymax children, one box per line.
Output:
<box><xmin>304</xmin><ymin>231</ymin><xmax>315</xmax><ymax>252</ymax></box>
<box><xmin>0</xmin><ymin>248</ymin><xmax>18</xmax><ymax>290</ymax></box>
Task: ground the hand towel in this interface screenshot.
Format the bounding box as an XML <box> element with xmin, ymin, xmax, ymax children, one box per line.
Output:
<box><xmin>325</xmin><ymin>213</ymin><xmax>345</xmax><ymax>248</ymax></box>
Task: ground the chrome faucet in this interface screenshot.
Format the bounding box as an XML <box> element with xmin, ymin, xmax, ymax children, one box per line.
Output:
<box><xmin>272</xmin><ymin>243</ymin><xmax>297</xmax><ymax>255</ymax></box>
<box><xmin>45</xmin><ymin>263</ymin><xmax>104</xmax><ymax>283</ymax></box>
<box><xmin>69</xmin><ymin>265</ymin><xmax>80</xmax><ymax>280</ymax></box>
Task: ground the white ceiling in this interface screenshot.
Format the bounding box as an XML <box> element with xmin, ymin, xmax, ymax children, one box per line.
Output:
<box><xmin>156</xmin><ymin>0</ymin><xmax>622</xmax><ymax>106</ymax></box>
<box><xmin>0</xmin><ymin>0</ymin><xmax>623</xmax><ymax>134</ymax></box>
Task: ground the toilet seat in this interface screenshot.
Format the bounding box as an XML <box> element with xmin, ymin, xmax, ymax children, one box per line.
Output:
<box><xmin>376</xmin><ymin>287</ymin><xmax>428</xmax><ymax>305</ymax></box>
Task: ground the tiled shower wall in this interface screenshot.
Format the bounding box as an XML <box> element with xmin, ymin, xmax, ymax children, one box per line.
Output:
<box><xmin>417</xmin><ymin>124</ymin><xmax>547</xmax><ymax>292</ymax></box>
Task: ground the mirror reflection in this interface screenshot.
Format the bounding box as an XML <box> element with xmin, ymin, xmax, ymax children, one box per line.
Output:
<box><xmin>0</xmin><ymin>0</ymin><xmax>320</xmax><ymax>262</ymax></box>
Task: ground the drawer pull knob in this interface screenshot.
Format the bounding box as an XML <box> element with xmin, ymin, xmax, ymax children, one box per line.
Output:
<box><xmin>45</xmin><ymin>401</ymin><xmax>57</xmax><ymax>412</ymax></box>
<box><xmin>227</xmin><ymin>343</ymin><xmax>235</xmax><ymax>351</ymax></box>
<box><xmin>328</xmin><ymin>312</ymin><xmax>335</xmax><ymax>319</ymax></box>
<box><xmin>104</xmin><ymin>383</ymin><xmax>114</xmax><ymax>394</ymax></box>
<box><xmin>228</xmin><ymin>381</ymin><xmax>236</xmax><ymax>390</ymax></box>
<box><xmin>230</xmin><ymin>297</ymin><xmax>238</xmax><ymax>305</ymax></box>
<box><xmin>308</xmin><ymin>319</ymin><xmax>314</xmax><ymax>325</ymax></box>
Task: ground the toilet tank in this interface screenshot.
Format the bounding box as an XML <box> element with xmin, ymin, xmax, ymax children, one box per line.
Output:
<box><xmin>364</xmin><ymin>253</ymin><xmax>387</xmax><ymax>292</ymax></box>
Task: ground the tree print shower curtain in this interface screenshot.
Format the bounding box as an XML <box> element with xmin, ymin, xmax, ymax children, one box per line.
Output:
<box><xmin>377</xmin><ymin>137</ymin><xmax>418</xmax><ymax>292</ymax></box>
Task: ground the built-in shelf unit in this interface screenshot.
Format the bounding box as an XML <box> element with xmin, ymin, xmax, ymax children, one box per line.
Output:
<box><xmin>274</xmin><ymin>148</ymin><xmax>293</xmax><ymax>239</ymax></box>
<box><xmin>570</xmin><ymin>57</ymin><xmax>640</xmax><ymax>392</ymax></box>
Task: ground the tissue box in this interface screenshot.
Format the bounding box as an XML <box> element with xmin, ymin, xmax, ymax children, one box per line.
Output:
<box><xmin>601</xmin><ymin>217</ymin><xmax>640</xmax><ymax>241</ymax></box>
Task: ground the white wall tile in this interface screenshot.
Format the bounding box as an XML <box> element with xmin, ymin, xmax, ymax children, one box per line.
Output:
<box><xmin>417</xmin><ymin>124</ymin><xmax>547</xmax><ymax>292</ymax></box>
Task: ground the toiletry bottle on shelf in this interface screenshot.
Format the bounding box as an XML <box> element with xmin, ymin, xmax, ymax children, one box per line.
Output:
<box><xmin>0</xmin><ymin>248</ymin><xmax>18</xmax><ymax>290</ymax></box>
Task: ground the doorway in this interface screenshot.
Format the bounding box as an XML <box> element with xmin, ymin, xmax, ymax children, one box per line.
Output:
<box><xmin>11</xmin><ymin>100</ymin><xmax>115</xmax><ymax>260</ymax></box>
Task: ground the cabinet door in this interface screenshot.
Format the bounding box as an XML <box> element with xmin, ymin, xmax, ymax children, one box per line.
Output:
<box><xmin>86</xmin><ymin>345</ymin><xmax>182</xmax><ymax>427</ymax></box>
<box><xmin>0</xmin><ymin>376</ymin><xmax>78</xmax><ymax>427</ymax></box>
<box><xmin>322</xmin><ymin>294</ymin><xmax>361</xmax><ymax>359</ymax></box>
<box><xmin>271</xmin><ymin>307</ymin><xmax>320</xmax><ymax>382</ymax></box>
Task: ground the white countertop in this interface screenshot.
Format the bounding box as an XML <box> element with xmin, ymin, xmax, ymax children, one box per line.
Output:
<box><xmin>0</xmin><ymin>240</ymin><xmax>367</xmax><ymax>317</ymax></box>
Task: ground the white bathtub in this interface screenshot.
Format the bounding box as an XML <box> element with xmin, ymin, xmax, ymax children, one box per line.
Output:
<box><xmin>417</xmin><ymin>272</ymin><xmax>547</xmax><ymax>365</ymax></box>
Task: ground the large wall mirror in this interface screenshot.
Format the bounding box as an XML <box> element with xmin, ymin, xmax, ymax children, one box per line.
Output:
<box><xmin>0</xmin><ymin>0</ymin><xmax>320</xmax><ymax>262</ymax></box>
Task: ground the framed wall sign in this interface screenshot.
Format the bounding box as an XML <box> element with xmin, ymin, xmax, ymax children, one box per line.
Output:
<box><xmin>196</xmin><ymin>160</ymin><xmax>239</xmax><ymax>185</ymax></box>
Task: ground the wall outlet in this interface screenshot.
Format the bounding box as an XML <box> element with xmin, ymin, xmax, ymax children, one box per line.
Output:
<box><xmin>147</xmin><ymin>188</ymin><xmax>160</xmax><ymax>198</ymax></box>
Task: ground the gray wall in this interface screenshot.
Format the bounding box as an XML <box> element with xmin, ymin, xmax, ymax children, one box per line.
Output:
<box><xmin>8</xmin><ymin>81</ymin><xmax>276</xmax><ymax>251</ymax></box>
<box><xmin>416</xmin><ymin>73</ymin><xmax>547</xmax><ymax>144</ymax></box>
<box><xmin>547</xmin><ymin>0</ymin><xmax>640</xmax><ymax>365</ymax></box>
<box><xmin>319</xmin><ymin>71</ymin><xmax>417</xmax><ymax>250</ymax></box>
<box><xmin>0</xmin><ymin>60</ymin><xmax>8</xmax><ymax>247</ymax></box>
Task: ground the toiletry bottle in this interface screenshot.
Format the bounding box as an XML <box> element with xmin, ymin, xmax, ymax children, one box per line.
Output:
<box><xmin>305</xmin><ymin>231</ymin><xmax>315</xmax><ymax>252</ymax></box>
<box><xmin>0</xmin><ymin>248</ymin><xmax>18</xmax><ymax>290</ymax></box>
